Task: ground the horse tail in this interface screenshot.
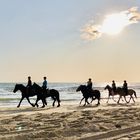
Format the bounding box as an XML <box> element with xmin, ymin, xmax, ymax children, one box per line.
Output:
<box><xmin>133</xmin><ymin>90</ymin><xmax>137</xmax><ymax>98</ymax></box>
<box><xmin>99</xmin><ymin>91</ymin><xmax>101</xmax><ymax>100</ymax></box>
<box><xmin>96</xmin><ymin>90</ymin><xmax>101</xmax><ymax>100</ymax></box>
<box><xmin>56</xmin><ymin>90</ymin><xmax>61</xmax><ymax>103</ymax></box>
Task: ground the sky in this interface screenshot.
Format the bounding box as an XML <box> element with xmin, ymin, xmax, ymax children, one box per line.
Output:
<box><xmin>0</xmin><ymin>0</ymin><xmax>140</xmax><ymax>83</ymax></box>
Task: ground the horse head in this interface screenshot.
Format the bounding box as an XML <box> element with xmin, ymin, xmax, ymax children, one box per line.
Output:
<box><xmin>76</xmin><ymin>85</ymin><xmax>83</xmax><ymax>92</ymax></box>
<box><xmin>76</xmin><ymin>85</ymin><xmax>87</xmax><ymax>92</ymax></box>
<box><xmin>13</xmin><ymin>84</ymin><xmax>25</xmax><ymax>93</ymax></box>
<box><xmin>76</xmin><ymin>85</ymin><xmax>81</xmax><ymax>92</ymax></box>
<box><xmin>104</xmin><ymin>85</ymin><xmax>111</xmax><ymax>90</ymax></box>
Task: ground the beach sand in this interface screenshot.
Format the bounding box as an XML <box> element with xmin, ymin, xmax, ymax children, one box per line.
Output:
<box><xmin>0</xmin><ymin>100</ymin><xmax>140</xmax><ymax>140</ymax></box>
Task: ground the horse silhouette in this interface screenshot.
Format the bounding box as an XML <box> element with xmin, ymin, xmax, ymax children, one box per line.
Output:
<box><xmin>32</xmin><ymin>83</ymin><xmax>61</xmax><ymax>107</ymax></box>
<box><xmin>13</xmin><ymin>84</ymin><xmax>45</xmax><ymax>108</ymax></box>
<box><xmin>76</xmin><ymin>85</ymin><xmax>100</xmax><ymax>106</ymax></box>
<box><xmin>105</xmin><ymin>85</ymin><xmax>137</xmax><ymax>104</ymax></box>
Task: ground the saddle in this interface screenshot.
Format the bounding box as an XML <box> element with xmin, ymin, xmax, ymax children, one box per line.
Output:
<box><xmin>46</xmin><ymin>89</ymin><xmax>50</xmax><ymax>94</ymax></box>
<box><xmin>42</xmin><ymin>88</ymin><xmax>50</xmax><ymax>94</ymax></box>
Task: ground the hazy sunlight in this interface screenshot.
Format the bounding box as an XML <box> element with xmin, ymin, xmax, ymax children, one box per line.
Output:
<box><xmin>101</xmin><ymin>13</ymin><xmax>130</xmax><ymax>35</ymax></box>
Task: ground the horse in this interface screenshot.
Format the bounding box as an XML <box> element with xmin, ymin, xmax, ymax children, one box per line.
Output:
<box><xmin>104</xmin><ymin>85</ymin><xmax>137</xmax><ymax>104</ymax></box>
<box><xmin>76</xmin><ymin>85</ymin><xmax>100</xmax><ymax>106</ymax></box>
<box><xmin>13</xmin><ymin>84</ymin><xmax>45</xmax><ymax>108</ymax></box>
<box><xmin>104</xmin><ymin>85</ymin><xmax>119</xmax><ymax>103</ymax></box>
<box><xmin>32</xmin><ymin>83</ymin><xmax>61</xmax><ymax>107</ymax></box>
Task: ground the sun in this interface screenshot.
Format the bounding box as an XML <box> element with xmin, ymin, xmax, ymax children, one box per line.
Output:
<box><xmin>101</xmin><ymin>13</ymin><xmax>130</xmax><ymax>35</ymax></box>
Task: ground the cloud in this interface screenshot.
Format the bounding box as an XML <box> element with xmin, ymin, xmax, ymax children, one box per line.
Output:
<box><xmin>128</xmin><ymin>7</ymin><xmax>140</xmax><ymax>22</ymax></box>
<box><xmin>81</xmin><ymin>21</ymin><xmax>102</xmax><ymax>40</ymax></box>
<box><xmin>81</xmin><ymin>7</ymin><xmax>140</xmax><ymax>40</ymax></box>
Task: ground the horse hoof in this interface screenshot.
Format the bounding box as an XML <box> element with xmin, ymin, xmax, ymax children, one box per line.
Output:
<box><xmin>17</xmin><ymin>106</ymin><xmax>20</xmax><ymax>108</ymax></box>
<box><xmin>41</xmin><ymin>106</ymin><xmax>45</xmax><ymax>108</ymax></box>
<box><xmin>35</xmin><ymin>104</ymin><xmax>39</xmax><ymax>108</ymax></box>
<box><xmin>57</xmin><ymin>105</ymin><xmax>60</xmax><ymax>107</ymax></box>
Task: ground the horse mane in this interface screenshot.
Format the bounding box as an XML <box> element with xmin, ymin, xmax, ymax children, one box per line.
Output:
<box><xmin>33</xmin><ymin>82</ymin><xmax>41</xmax><ymax>89</ymax></box>
<box><xmin>107</xmin><ymin>85</ymin><xmax>111</xmax><ymax>88</ymax></box>
<box><xmin>81</xmin><ymin>85</ymin><xmax>87</xmax><ymax>87</ymax></box>
<box><xmin>16</xmin><ymin>84</ymin><xmax>25</xmax><ymax>88</ymax></box>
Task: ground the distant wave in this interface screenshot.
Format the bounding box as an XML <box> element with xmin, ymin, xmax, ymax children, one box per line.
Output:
<box><xmin>0</xmin><ymin>83</ymin><xmax>140</xmax><ymax>107</ymax></box>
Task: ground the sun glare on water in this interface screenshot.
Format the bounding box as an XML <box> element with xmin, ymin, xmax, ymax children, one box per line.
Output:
<box><xmin>101</xmin><ymin>13</ymin><xmax>130</xmax><ymax>35</ymax></box>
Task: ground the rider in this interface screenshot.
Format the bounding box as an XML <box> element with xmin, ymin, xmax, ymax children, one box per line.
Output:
<box><xmin>26</xmin><ymin>76</ymin><xmax>32</xmax><ymax>94</ymax></box>
<box><xmin>123</xmin><ymin>80</ymin><xmax>128</xmax><ymax>95</ymax></box>
<box><xmin>42</xmin><ymin>76</ymin><xmax>47</xmax><ymax>91</ymax></box>
<box><xmin>112</xmin><ymin>80</ymin><xmax>116</xmax><ymax>93</ymax></box>
<box><xmin>87</xmin><ymin>78</ymin><xmax>93</xmax><ymax>92</ymax></box>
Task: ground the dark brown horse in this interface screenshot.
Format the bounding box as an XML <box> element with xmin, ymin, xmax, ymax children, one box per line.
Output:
<box><xmin>105</xmin><ymin>85</ymin><xmax>137</xmax><ymax>104</ymax></box>
<box><xmin>104</xmin><ymin>85</ymin><xmax>119</xmax><ymax>103</ymax></box>
<box><xmin>76</xmin><ymin>85</ymin><xmax>100</xmax><ymax>106</ymax></box>
<box><xmin>13</xmin><ymin>84</ymin><xmax>45</xmax><ymax>107</ymax></box>
<box><xmin>32</xmin><ymin>83</ymin><xmax>61</xmax><ymax>107</ymax></box>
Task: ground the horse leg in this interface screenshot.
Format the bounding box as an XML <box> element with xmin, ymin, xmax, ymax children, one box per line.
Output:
<box><xmin>131</xmin><ymin>95</ymin><xmax>135</xmax><ymax>103</ymax></box>
<box><xmin>83</xmin><ymin>98</ymin><xmax>87</xmax><ymax>106</ymax></box>
<box><xmin>56</xmin><ymin>98</ymin><xmax>60</xmax><ymax>107</ymax></box>
<box><xmin>80</xmin><ymin>97</ymin><xmax>84</xmax><ymax>105</ymax></box>
<box><xmin>124</xmin><ymin>96</ymin><xmax>129</xmax><ymax>103</ymax></box>
<box><xmin>55</xmin><ymin>92</ymin><xmax>61</xmax><ymax>107</ymax></box>
<box><xmin>35</xmin><ymin>96</ymin><xmax>45</xmax><ymax>108</ymax></box>
<box><xmin>86</xmin><ymin>98</ymin><xmax>90</xmax><ymax>104</ymax></box>
<box><xmin>106</xmin><ymin>95</ymin><xmax>110</xmax><ymax>103</ymax></box>
<box><xmin>52</xmin><ymin>98</ymin><xmax>56</xmax><ymax>107</ymax></box>
<box><xmin>17</xmin><ymin>97</ymin><xmax>24</xmax><ymax>108</ymax></box>
<box><xmin>91</xmin><ymin>96</ymin><xmax>96</xmax><ymax>103</ymax></box>
<box><xmin>35</xmin><ymin>98</ymin><xmax>40</xmax><ymax>108</ymax></box>
<box><xmin>117</xmin><ymin>96</ymin><xmax>121</xmax><ymax>104</ymax></box>
<box><xmin>41</xmin><ymin>98</ymin><xmax>46</xmax><ymax>108</ymax></box>
<box><xmin>44</xmin><ymin>99</ymin><xmax>47</xmax><ymax>105</ymax></box>
<box><xmin>26</xmin><ymin>97</ymin><xmax>35</xmax><ymax>107</ymax></box>
<box><xmin>57</xmin><ymin>101</ymin><xmax>60</xmax><ymax>107</ymax></box>
<box><xmin>90</xmin><ymin>97</ymin><xmax>94</xmax><ymax>103</ymax></box>
<box><xmin>127</xmin><ymin>95</ymin><xmax>132</xmax><ymax>103</ymax></box>
<box><xmin>84</xmin><ymin>98</ymin><xmax>90</xmax><ymax>106</ymax></box>
<box><xmin>112</xmin><ymin>96</ymin><xmax>116</xmax><ymax>102</ymax></box>
<box><xmin>53</xmin><ymin>99</ymin><xmax>56</xmax><ymax>107</ymax></box>
<box><xmin>96</xmin><ymin>98</ymin><xmax>100</xmax><ymax>106</ymax></box>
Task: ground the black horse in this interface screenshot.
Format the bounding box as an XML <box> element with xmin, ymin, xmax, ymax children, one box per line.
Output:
<box><xmin>76</xmin><ymin>85</ymin><xmax>100</xmax><ymax>106</ymax></box>
<box><xmin>13</xmin><ymin>84</ymin><xmax>45</xmax><ymax>108</ymax></box>
<box><xmin>32</xmin><ymin>83</ymin><xmax>61</xmax><ymax>107</ymax></box>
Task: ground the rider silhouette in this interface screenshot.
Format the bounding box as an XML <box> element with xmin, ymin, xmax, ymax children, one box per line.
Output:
<box><xmin>26</xmin><ymin>76</ymin><xmax>32</xmax><ymax>94</ymax></box>
<box><xmin>87</xmin><ymin>78</ymin><xmax>93</xmax><ymax>93</ymax></box>
<box><xmin>112</xmin><ymin>80</ymin><xmax>116</xmax><ymax>93</ymax></box>
<box><xmin>123</xmin><ymin>80</ymin><xmax>128</xmax><ymax>95</ymax></box>
<box><xmin>42</xmin><ymin>76</ymin><xmax>47</xmax><ymax>91</ymax></box>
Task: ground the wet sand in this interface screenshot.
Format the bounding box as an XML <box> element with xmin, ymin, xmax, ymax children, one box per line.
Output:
<box><xmin>0</xmin><ymin>100</ymin><xmax>140</xmax><ymax>140</ymax></box>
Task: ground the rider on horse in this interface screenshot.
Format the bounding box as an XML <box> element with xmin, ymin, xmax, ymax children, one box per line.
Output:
<box><xmin>112</xmin><ymin>80</ymin><xmax>116</xmax><ymax>94</ymax></box>
<box><xmin>42</xmin><ymin>76</ymin><xmax>47</xmax><ymax>90</ymax></box>
<box><xmin>26</xmin><ymin>76</ymin><xmax>32</xmax><ymax>94</ymax></box>
<box><xmin>87</xmin><ymin>78</ymin><xmax>93</xmax><ymax>93</ymax></box>
<box><xmin>123</xmin><ymin>80</ymin><xmax>128</xmax><ymax>95</ymax></box>
<box><xmin>42</xmin><ymin>76</ymin><xmax>50</xmax><ymax>94</ymax></box>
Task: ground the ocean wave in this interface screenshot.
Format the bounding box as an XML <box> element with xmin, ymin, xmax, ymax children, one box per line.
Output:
<box><xmin>0</xmin><ymin>83</ymin><xmax>140</xmax><ymax>107</ymax></box>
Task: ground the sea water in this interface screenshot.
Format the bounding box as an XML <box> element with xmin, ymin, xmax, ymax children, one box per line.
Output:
<box><xmin>0</xmin><ymin>82</ymin><xmax>140</xmax><ymax>107</ymax></box>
